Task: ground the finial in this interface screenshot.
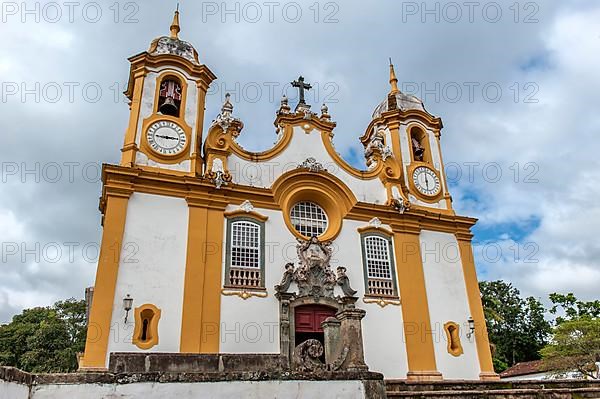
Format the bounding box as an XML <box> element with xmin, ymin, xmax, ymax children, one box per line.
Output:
<box><xmin>221</xmin><ymin>93</ymin><xmax>233</xmax><ymax>115</ymax></box>
<box><xmin>389</xmin><ymin>58</ymin><xmax>399</xmax><ymax>94</ymax></box>
<box><xmin>170</xmin><ymin>5</ymin><xmax>181</xmax><ymax>39</ymax></box>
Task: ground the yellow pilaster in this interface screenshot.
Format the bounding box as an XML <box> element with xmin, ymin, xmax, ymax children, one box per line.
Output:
<box><xmin>80</xmin><ymin>193</ymin><xmax>130</xmax><ymax>370</ymax></box>
<box><xmin>120</xmin><ymin>70</ymin><xmax>145</xmax><ymax>167</ymax></box>
<box><xmin>180</xmin><ymin>201</ymin><xmax>225</xmax><ymax>353</ymax></box>
<box><xmin>457</xmin><ymin>235</ymin><xmax>499</xmax><ymax>380</ymax></box>
<box><xmin>393</xmin><ymin>227</ymin><xmax>442</xmax><ymax>381</ymax></box>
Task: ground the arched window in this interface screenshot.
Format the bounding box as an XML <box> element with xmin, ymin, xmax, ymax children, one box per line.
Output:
<box><xmin>290</xmin><ymin>201</ymin><xmax>328</xmax><ymax>238</ymax></box>
<box><xmin>409</xmin><ymin>126</ymin><xmax>431</xmax><ymax>164</ymax></box>
<box><xmin>225</xmin><ymin>217</ymin><xmax>265</xmax><ymax>289</ymax></box>
<box><xmin>157</xmin><ymin>78</ymin><xmax>183</xmax><ymax>117</ymax></box>
<box><xmin>360</xmin><ymin>234</ymin><xmax>398</xmax><ymax>298</ymax></box>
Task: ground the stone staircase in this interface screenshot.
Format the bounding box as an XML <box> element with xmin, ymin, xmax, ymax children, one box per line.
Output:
<box><xmin>385</xmin><ymin>379</ymin><xmax>600</xmax><ymax>398</ymax></box>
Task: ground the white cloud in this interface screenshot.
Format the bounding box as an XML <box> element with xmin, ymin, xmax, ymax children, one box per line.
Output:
<box><xmin>1</xmin><ymin>0</ymin><xmax>600</xmax><ymax>322</ymax></box>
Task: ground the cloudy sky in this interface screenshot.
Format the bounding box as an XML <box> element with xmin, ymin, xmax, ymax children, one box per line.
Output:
<box><xmin>1</xmin><ymin>0</ymin><xmax>599</xmax><ymax>323</ymax></box>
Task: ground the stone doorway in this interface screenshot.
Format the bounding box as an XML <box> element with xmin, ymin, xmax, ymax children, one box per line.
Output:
<box><xmin>294</xmin><ymin>304</ymin><xmax>336</xmax><ymax>361</ymax></box>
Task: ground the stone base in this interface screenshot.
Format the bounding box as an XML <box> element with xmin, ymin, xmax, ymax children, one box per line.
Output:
<box><xmin>479</xmin><ymin>371</ymin><xmax>500</xmax><ymax>381</ymax></box>
<box><xmin>1</xmin><ymin>365</ymin><xmax>386</xmax><ymax>399</ymax></box>
<box><xmin>385</xmin><ymin>379</ymin><xmax>600</xmax><ymax>398</ymax></box>
<box><xmin>406</xmin><ymin>370</ymin><xmax>443</xmax><ymax>382</ymax></box>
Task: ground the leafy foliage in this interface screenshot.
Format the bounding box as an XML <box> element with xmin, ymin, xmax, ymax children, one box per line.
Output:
<box><xmin>541</xmin><ymin>317</ymin><xmax>600</xmax><ymax>378</ymax></box>
<box><xmin>549</xmin><ymin>293</ymin><xmax>600</xmax><ymax>325</ymax></box>
<box><xmin>479</xmin><ymin>280</ymin><xmax>552</xmax><ymax>372</ymax></box>
<box><xmin>0</xmin><ymin>299</ymin><xmax>87</xmax><ymax>373</ymax></box>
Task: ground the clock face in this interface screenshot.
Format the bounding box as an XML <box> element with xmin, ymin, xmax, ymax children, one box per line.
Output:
<box><xmin>412</xmin><ymin>166</ymin><xmax>441</xmax><ymax>197</ymax></box>
<box><xmin>146</xmin><ymin>121</ymin><xmax>187</xmax><ymax>156</ymax></box>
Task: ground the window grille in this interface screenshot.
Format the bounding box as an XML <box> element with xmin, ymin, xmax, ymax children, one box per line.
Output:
<box><xmin>290</xmin><ymin>201</ymin><xmax>328</xmax><ymax>237</ymax></box>
<box><xmin>363</xmin><ymin>235</ymin><xmax>396</xmax><ymax>297</ymax></box>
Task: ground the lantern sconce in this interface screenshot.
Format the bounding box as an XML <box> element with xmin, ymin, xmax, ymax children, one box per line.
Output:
<box><xmin>123</xmin><ymin>294</ymin><xmax>133</xmax><ymax>324</ymax></box>
<box><xmin>466</xmin><ymin>316</ymin><xmax>475</xmax><ymax>339</ymax></box>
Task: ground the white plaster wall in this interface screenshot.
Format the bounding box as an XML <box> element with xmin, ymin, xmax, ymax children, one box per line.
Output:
<box><xmin>420</xmin><ymin>230</ymin><xmax>480</xmax><ymax>380</ymax></box>
<box><xmin>399</xmin><ymin>121</ymin><xmax>447</xmax><ymax>210</ymax></box>
<box><xmin>29</xmin><ymin>380</ymin><xmax>366</xmax><ymax>399</ymax></box>
<box><xmin>134</xmin><ymin>67</ymin><xmax>199</xmax><ymax>173</ymax></box>
<box><xmin>334</xmin><ymin>219</ymin><xmax>409</xmax><ymax>379</ymax></box>
<box><xmin>219</xmin><ymin>208</ymin><xmax>409</xmax><ymax>378</ymax></box>
<box><xmin>0</xmin><ymin>380</ymin><xmax>28</xmax><ymax>399</ymax></box>
<box><xmin>219</xmin><ymin>207</ymin><xmax>284</xmax><ymax>353</ymax></box>
<box><xmin>227</xmin><ymin>126</ymin><xmax>388</xmax><ymax>204</ymax></box>
<box><xmin>105</xmin><ymin>193</ymin><xmax>189</xmax><ymax>365</ymax></box>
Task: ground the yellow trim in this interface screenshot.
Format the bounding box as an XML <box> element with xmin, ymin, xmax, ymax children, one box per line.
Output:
<box><xmin>80</xmin><ymin>192</ymin><xmax>131</xmax><ymax>369</ymax></box>
<box><xmin>393</xmin><ymin>229</ymin><xmax>442</xmax><ymax>381</ymax></box>
<box><xmin>153</xmin><ymin>70</ymin><xmax>189</xmax><ymax>121</ymax></box>
<box><xmin>433</xmin><ymin>129</ymin><xmax>453</xmax><ymax>210</ymax></box>
<box><xmin>444</xmin><ymin>321</ymin><xmax>464</xmax><ymax>357</ymax></box>
<box><xmin>407</xmin><ymin>123</ymin><xmax>433</xmax><ymax>165</ymax></box>
<box><xmin>407</xmin><ymin>163</ymin><xmax>444</xmax><ymax>203</ymax></box>
<box><xmin>140</xmin><ymin>116</ymin><xmax>192</xmax><ymax>162</ymax></box>
<box><xmin>132</xmin><ymin>304</ymin><xmax>161</xmax><ymax>350</ymax></box>
<box><xmin>124</xmin><ymin>53</ymin><xmax>215</xmax><ymax>101</ymax></box>
<box><xmin>137</xmin><ymin>71</ymin><xmax>192</xmax><ymax>165</ymax></box>
<box><xmin>100</xmin><ymin>164</ymin><xmax>476</xmax><ymax>236</ymax></box>
<box><xmin>357</xmin><ymin>225</ymin><xmax>394</xmax><ymax>237</ymax></box>
<box><xmin>180</xmin><ymin>203</ymin><xmax>225</xmax><ymax>353</ymax></box>
<box><xmin>457</xmin><ymin>237</ymin><xmax>499</xmax><ymax>381</ymax></box>
<box><xmin>363</xmin><ymin>296</ymin><xmax>401</xmax><ymax>307</ymax></box>
<box><xmin>272</xmin><ymin>169</ymin><xmax>357</xmax><ymax>241</ymax></box>
<box><xmin>221</xmin><ymin>288</ymin><xmax>268</xmax><ymax>300</ymax></box>
<box><xmin>120</xmin><ymin>71</ymin><xmax>145</xmax><ymax>167</ymax></box>
<box><xmin>224</xmin><ymin>209</ymin><xmax>268</xmax><ymax>222</ymax></box>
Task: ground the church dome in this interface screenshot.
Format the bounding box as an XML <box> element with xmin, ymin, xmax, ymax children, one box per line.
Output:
<box><xmin>147</xmin><ymin>10</ymin><xmax>200</xmax><ymax>65</ymax></box>
<box><xmin>371</xmin><ymin>91</ymin><xmax>426</xmax><ymax>119</ymax></box>
<box><xmin>372</xmin><ymin>61</ymin><xmax>429</xmax><ymax>119</ymax></box>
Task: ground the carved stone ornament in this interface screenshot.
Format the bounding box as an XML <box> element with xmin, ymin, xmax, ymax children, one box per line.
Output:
<box><xmin>207</xmin><ymin>158</ymin><xmax>231</xmax><ymax>189</ymax></box>
<box><xmin>239</xmin><ymin>200</ymin><xmax>254</xmax><ymax>212</ymax></box>
<box><xmin>275</xmin><ymin>237</ymin><xmax>356</xmax><ymax>301</ymax></box>
<box><xmin>364</xmin><ymin>126</ymin><xmax>393</xmax><ymax>168</ymax></box>
<box><xmin>211</xmin><ymin>93</ymin><xmax>244</xmax><ymax>137</ymax></box>
<box><xmin>297</xmin><ymin>157</ymin><xmax>327</xmax><ymax>173</ymax></box>
<box><xmin>368</xmin><ymin>217</ymin><xmax>382</xmax><ymax>229</ymax></box>
<box><xmin>391</xmin><ymin>186</ymin><xmax>411</xmax><ymax>214</ymax></box>
<box><xmin>151</xmin><ymin>37</ymin><xmax>198</xmax><ymax>64</ymax></box>
<box><xmin>293</xmin><ymin>339</ymin><xmax>325</xmax><ymax>372</ymax></box>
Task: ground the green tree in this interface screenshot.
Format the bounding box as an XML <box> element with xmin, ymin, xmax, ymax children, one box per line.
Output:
<box><xmin>549</xmin><ymin>293</ymin><xmax>600</xmax><ymax>325</ymax></box>
<box><xmin>541</xmin><ymin>317</ymin><xmax>600</xmax><ymax>379</ymax></box>
<box><xmin>479</xmin><ymin>280</ymin><xmax>552</xmax><ymax>372</ymax></box>
<box><xmin>0</xmin><ymin>299</ymin><xmax>87</xmax><ymax>373</ymax></box>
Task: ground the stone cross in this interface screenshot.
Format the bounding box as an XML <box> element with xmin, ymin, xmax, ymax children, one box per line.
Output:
<box><xmin>291</xmin><ymin>76</ymin><xmax>312</xmax><ymax>105</ymax></box>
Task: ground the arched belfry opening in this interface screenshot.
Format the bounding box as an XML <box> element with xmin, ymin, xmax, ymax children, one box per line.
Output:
<box><xmin>158</xmin><ymin>78</ymin><xmax>183</xmax><ymax>117</ymax></box>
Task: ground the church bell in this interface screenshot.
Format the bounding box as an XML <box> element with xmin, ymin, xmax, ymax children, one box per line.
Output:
<box><xmin>159</xmin><ymin>96</ymin><xmax>179</xmax><ymax>116</ymax></box>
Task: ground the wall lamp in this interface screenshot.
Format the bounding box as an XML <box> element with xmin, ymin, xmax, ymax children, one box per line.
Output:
<box><xmin>466</xmin><ymin>316</ymin><xmax>475</xmax><ymax>339</ymax></box>
<box><xmin>123</xmin><ymin>294</ymin><xmax>133</xmax><ymax>324</ymax></box>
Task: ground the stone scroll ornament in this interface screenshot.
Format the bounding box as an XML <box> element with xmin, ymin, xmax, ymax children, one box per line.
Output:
<box><xmin>292</xmin><ymin>339</ymin><xmax>325</xmax><ymax>372</ymax></box>
<box><xmin>275</xmin><ymin>237</ymin><xmax>357</xmax><ymax>300</ymax></box>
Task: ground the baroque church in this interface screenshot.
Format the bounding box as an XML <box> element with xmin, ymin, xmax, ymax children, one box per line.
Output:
<box><xmin>80</xmin><ymin>10</ymin><xmax>498</xmax><ymax>382</ymax></box>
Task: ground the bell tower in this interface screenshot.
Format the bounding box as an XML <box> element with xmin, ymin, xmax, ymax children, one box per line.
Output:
<box><xmin>120</xmin><ymin>9</ymin><xmax>216</xmax><ymax>175</ymax></box>
<box><xmin>364</xmin><ymin>61</ymin><xmax>452</xmax><ymax>213</ymax></box>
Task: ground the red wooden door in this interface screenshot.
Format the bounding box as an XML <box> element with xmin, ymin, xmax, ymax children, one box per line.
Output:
<box><xmin>295</xmin><ymin>305</ymin><xmax>336</xmax><ymax>333</ymax></box>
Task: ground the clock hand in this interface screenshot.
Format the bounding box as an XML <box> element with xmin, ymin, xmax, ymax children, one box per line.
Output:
<box><xmin>155</xmin><ymin>134</ymin><xmax>178</xmax><ymax>140</ymax></box>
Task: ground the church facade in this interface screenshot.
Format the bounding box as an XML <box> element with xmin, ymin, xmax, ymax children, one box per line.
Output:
<box><xmin>80</xmin><ymin>11</ymin><xmax>497</xmax><ymax>381</ymax></box>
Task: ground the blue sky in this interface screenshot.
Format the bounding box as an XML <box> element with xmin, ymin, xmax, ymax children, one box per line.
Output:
<box><xmin>1</xmin><ymin>0</ymin><xmax>600</xmax><ymax>322</ymax></box>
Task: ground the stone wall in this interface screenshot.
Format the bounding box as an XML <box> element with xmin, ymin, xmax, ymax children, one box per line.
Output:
<box><xmin>0</xmin><ymin>366</ymin><xmax>386</xmax><ymax>399</ymax></box>
<box><xmin>385</xmin><ymin>379</ymin><xmax>600</xmax><ymax>398</ymax></box>
<box><xmin>3</xmin><ymin>366</ymin><xmax>600</xmax><ymax>399</ymax></box>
